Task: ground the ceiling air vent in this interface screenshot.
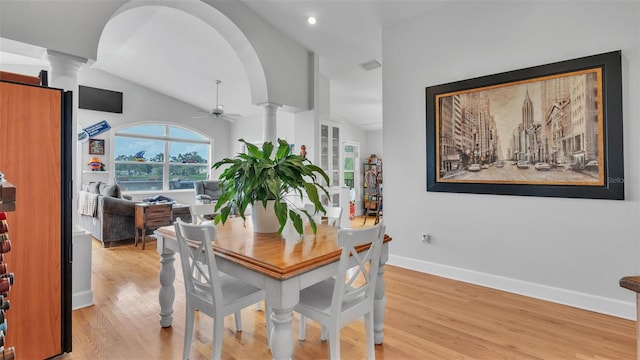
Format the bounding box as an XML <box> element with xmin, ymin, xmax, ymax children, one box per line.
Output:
<box><xmin>359</xmin><ymin>59</ymin><xmax>381</xmax><ymax>71</ymax></box>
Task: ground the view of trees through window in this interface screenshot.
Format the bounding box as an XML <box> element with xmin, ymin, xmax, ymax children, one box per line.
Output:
<box><xmin>114</xmin><ymin>125</ymin><xmax>210</xmax><ymax>192</ymax></box>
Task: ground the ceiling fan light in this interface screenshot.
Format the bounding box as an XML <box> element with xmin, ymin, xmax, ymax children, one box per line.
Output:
<box><xmin>212</xmin><ymin>108</ymin><xmax>224</xmax><ymax>117</ymax></box>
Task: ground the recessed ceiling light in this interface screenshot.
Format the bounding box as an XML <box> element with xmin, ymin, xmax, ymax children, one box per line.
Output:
<box><xmin>307</xmin><ymin>16</ymin><xmax>317</xmax><ymax>25</ymax></box>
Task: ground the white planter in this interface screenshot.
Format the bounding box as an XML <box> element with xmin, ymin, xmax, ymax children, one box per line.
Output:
<box><xmin>251</xmin><ymin>200</ymin><xmax>280</xmax><ymax>233</ymax></box>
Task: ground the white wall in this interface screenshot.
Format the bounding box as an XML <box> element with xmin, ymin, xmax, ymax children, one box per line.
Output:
<box><xmin>294</xmin><ymin>110</ymin><xmax>317</xmax><ymax>162</ymax></box>
<box><xmin>77</xmin><ymin>67</ymin><xmax>233</xmax><ymax>204</ymax></box>
<box><xmin>365</xmin><ymin>129</ymin><xmax>383</xmax><ymax>160</ymax></box>
<box><xmin>382</xmin><ymin>1</ymin><xmax>640</xmax><ymax>319</ymax></box>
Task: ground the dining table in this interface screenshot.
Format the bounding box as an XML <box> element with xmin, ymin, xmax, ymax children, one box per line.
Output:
<box><xmin>155</xmin><ymin>217</ymin><xmax>392</xmax><ymax>360</ymax></box>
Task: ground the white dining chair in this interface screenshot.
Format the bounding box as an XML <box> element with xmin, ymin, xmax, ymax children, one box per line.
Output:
<box><xmin>301</xmin><ymin>205</ymin><xmax>343</xmax><ymax>341</ymax></box>
<box><xmin>189</xmin><ymin>203</ymin><xmax>217</xmax><ymax>225</ymax></box>
<box><xmin>174</xmin><ymin>218</ymin><xmax>266</xmax><ymax>360</ymax></box>
<box><xmin>324</xmin><ymin>206</ymin><xmax>343</xmax><ymax>228</ymax></box>
<box><xmin>296</xmin><ymin>222</ymin><xmax>386</xmax><ymax>360</ymax></box>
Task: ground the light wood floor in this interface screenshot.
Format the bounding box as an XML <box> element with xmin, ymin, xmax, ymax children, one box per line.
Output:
<box><xmin>56</xmin><ymin>216</ymin><xmax>636</xmax><ymax>359</ymax></box>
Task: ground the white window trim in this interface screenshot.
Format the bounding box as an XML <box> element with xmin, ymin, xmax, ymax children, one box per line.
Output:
<box><xmin>113</xmin><ymin>124</ymin><xmax>212</xmax><ymax>193</ymax></box>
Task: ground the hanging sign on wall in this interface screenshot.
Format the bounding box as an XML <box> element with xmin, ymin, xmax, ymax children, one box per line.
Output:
<box><xmin>77</xmin><ymin>120</ymin><xmax>111</xmax><ymax>143</ymax></box>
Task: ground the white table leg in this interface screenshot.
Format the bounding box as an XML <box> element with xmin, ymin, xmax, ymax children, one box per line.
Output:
<box><xmin>269</xmin><ymin>306</ymin><xmax>295</xmax><ymax>360</ymax></box>
<box><xmin>265</xmin><ymin>279</ymin><xmax>299</xmax><ymax>360</ymax></box>
<box><xmin>374</xmin><ymin>262</ymin><xmax>387</xmax><ymax>344</ymax></box>
<box><xmin>158</xmin><ymin>250</ymin><xmax>176</xmax><ymax>327</ymax></box>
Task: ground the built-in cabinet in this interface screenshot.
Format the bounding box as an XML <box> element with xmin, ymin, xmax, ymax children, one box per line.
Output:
<box><xmin>0</xmin><ymin>80</ymin><xmax>72</xmax><ymax>358</ymax></box>
<box><xmin>320</xmin><ymin>123</ymin><xmax>340</xmax><ymax>206</ymax></box>
<box><xmin>320</xmin><ymin>123</ymin><xmax>341</xmax><ymax>189</ymax></box>
<box><xmin>319</xmin><ymin>122</ymin><xmax>360</xmax><ymax>225</ymax></box>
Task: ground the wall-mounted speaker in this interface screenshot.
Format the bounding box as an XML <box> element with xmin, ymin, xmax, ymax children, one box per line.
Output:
<box><xmin>79</xmin><ymin>85</ymin><xmax>123</xmax><ymax>113</ymax></box>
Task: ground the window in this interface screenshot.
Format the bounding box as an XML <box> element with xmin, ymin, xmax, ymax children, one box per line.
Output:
<box><xmin>343</xmin><ymin>143</ymin><xmax>359</xmax><ymax>189</ymax></box>
<box><xmin>114</xmin><ymin>125</ymin><xmax>210</xmax><ymax>192</ymax></box>
<box><xmin>343</xmin><ymin>142</ymin><xmax>360</xmax><ymax>208</ymax></box>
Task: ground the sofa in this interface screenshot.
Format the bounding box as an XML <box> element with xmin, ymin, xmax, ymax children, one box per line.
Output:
<box><xmin>78</xmin><ymin>182</ymin><xmax>137</xmax><ymax>248</ymax></box>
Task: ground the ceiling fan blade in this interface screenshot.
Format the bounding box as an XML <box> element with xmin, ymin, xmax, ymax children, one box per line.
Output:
<box><xmin>218</xmin><ymin>113</ymin><xmax>243</xmax><ymax>123</ymax></box>
<box><xmin>192</xmin><ymin>114</ymin><xmax>210</xmax><ymax>119</ymax></box>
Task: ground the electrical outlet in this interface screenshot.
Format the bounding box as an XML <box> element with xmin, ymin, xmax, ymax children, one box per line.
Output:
<box><xmin>421</xmin><ymin>233</ymin><xmax>432</xmax><ymax>244</ymax></box>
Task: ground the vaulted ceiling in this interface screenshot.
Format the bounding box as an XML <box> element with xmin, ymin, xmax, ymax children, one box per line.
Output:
<box><xmin>1</xmin><ymin>1</ymin><xmax>439</xmax><ymax>130</ymax></box>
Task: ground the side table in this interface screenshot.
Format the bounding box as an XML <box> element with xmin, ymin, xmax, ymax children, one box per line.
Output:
<box><xmin>135</xmin><ymin>203</ymin><xmax>173</xmax><ymax>250</ymax></box>
<box><xmin>620</xmin><ymin>276</ymin><xmax>640</xmax><ymax>360</ymax></box>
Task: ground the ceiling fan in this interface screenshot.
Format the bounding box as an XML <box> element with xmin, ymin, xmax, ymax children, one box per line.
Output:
<box><xmin>193</xmin><ymin>79</ymin><xmax>241</xmax><ymax>123</ymax></box>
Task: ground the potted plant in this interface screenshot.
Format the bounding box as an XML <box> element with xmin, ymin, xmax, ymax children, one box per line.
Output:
<box><xmin>212</xmin><ymin>139</ymin><xmax>330</xmax><ymax>236</ymax></box>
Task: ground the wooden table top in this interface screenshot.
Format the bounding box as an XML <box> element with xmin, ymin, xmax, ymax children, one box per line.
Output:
<box><xmin>620</xmin><ymin>276</ymin><xmax>640</xmax><ymax>294</ymax></box>
<box><xmin>156</xmin><ymin>217</ymin><xmax>391</xmax><ymax>280</ymax></box>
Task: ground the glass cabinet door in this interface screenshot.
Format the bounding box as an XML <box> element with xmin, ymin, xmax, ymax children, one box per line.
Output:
<box><xmin>320</xmin><ymin>124</ymin><xmax>329</xmax><ymax>175</ymax></box>
<box><xmin>331</xmin><ymin>126</ymin><xmax>340</xmax><ymax>186</ymax></box>
<box><xmin>320</xmin><ymin>123</ymin><xmax>341</xmax><ymax>187</ymax></box>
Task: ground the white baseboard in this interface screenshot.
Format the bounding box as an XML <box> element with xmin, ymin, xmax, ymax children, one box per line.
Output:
<box><xmin>72</xmin><ymin>290</ymin><xmax>94</xmax><ymax>310</ymax></box>
<box><xmin>388</xmin><ymin>254</ymin><xmax>636</xmax><ymax>320</ymax></box>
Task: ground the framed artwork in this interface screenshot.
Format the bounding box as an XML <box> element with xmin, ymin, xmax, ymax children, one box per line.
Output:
<box><xmin>89</xmin><ymin>138</ymin><xmax>105</xmax><ymax>155</ymax></box>
<box><xmin>426</xmin><ymin>50</ymin><xmax>623</xmax><ymax>200</ymax></box>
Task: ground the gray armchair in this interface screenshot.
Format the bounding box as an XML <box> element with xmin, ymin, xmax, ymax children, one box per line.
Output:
<box><xmin>194</xmin><ymin>180</ymin><xmax>223</xmax><ymax>204</ymax></box>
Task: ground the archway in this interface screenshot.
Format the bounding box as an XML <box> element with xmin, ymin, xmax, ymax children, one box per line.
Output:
<box><xmin>97</xmin><ymin>1</ymin><xmax>268</xmax><ymax>108</ymax></box>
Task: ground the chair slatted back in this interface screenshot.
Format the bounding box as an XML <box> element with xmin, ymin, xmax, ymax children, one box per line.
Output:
<box><xmin>325</xmin><ymin>206</ymin><xmax>343</xmax><ymax>228</ymax></box>
<box><xmin>331</xmin><ymin>223</ymin><xmax>385</xmax><ymax>313</ymax></box>
<box><xmin>174</xmin><ymin>219</ymin><xmax>223</xmax><ymax>310</ymax></box>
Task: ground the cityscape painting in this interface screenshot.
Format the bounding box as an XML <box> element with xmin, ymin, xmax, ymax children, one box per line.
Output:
<box><xmin>426</xmin><ymin>51</ymin><xmax>624</xmax><ymax>200</ymax></box>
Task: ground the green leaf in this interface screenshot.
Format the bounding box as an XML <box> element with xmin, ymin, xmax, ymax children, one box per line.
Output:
<box><xmin>305</xmin><ymin>164</ymin><xmax>330</xmax><ymax>184</ymax></box>
<box><xmin>262</xmin><ymin>141</ymin><xmax>274</xmax><ymax>159</ymax></box>
<box><xmin>290</xmin><ymin>210</ymin><xmax>303</xmax><ymax>235</ymax></box>
<box><xmin>274</xmin><ymin>201</ymin><xmax>288</xmax><ymax>232</ymax></box>
<box><xmin>276</xmin><ymin>139</ymin><xmax>290</xmax><ymax>159</ymax></box>
<box><xmin>215</xmin><ymin>206</ymin><xmax>231</xmax><ymax>225</ymax></box>
<box><xmin>242</xmin><ymin>139</ymin><xmax>262</xmax><ymax>158</ymax></box>
<box><xmin>309</xmin><ymin>218</ymin><xmax>317</xmax><ymax>234</ymax></box>
<box><xmin>304</xmin><ymin>183</ymin><xmax>326</xmax><ymax>214</ymax></box>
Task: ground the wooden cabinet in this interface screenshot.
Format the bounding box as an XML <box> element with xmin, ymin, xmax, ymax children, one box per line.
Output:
<box><xmin>0</xmin><ymin>80</ymin><xmax>73</xmax><ymax>358</ymax></box>
<box><xmin>135</xmin><ymin>203</ymin><xmax>173</xmax><ymax>250</ymax></box>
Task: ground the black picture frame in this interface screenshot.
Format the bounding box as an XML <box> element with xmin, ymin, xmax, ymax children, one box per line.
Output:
<box><xmin>426</xmin><ymin>50</ymin><xmax>623</xmax><ymax>200</ymax></box>
<box><xmin>89</xmin><ymin>138</ymin><xmax>105</xmax><ymax>155</ymax></box>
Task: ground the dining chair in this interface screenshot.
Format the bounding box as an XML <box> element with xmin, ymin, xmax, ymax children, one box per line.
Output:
<box><xmin>296</xmin><ymin>222</ymin><xmax>386</xmax><ymax>360</ymax></box>
<box><xmin>174</xmin><ymin>218</ymin><xmax>266</xmax><ymax>360</ymax></box>
<box><xmin>324</xmin><ymin>206</ymin><xmax>343</xmax><ymax>228</ymax></box>
<box><xmin>189</xmin><ymin>203</ymin><xmax>217</xmax><ymax>225</ymax></box>
<box><xmin>302</xmin><ymin>205</ymin><xmax>343</xmax><ymax>341</ymax></box>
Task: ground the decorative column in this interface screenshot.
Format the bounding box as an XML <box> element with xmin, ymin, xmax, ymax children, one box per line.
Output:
<box><xmin>47</xmin><ymin>50</ymin><xmax>94</xmax><ymax>309</ymax></box>
<box><xmin>46</xmin><ymin>49</ymin><xmax>87</xmax><ymax>231</ymax></box>
<box><xmin>261</xmin><ymin>102</ymin><xmax>281</xmax><ymax>144</ymax></box>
